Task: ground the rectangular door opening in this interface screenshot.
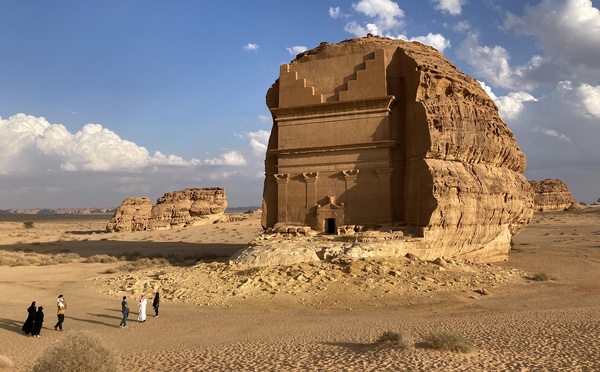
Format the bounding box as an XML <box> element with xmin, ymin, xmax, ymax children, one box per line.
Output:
<box><xmin>325</xmin><ymin>218</ymin><xmax>336</xmax><ymax>234</ymax></box>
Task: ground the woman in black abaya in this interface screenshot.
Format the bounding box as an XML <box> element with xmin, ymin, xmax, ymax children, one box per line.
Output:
<box><xmin>22</xmin><ymin>301</ymin><xmax>36</xmax><ymax>334</ymax></box>
<box><xmin>31</xmin><ymin>306</ymin><xmax>44</xmax><ymax>337</ymax></box>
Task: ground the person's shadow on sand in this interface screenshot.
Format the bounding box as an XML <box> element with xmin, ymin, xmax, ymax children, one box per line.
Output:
<box><xmin>66</xmin><ymin>311</ymin><xmax>122</xmax><ymax>328</ymax></box>
<box><xmin>0</xmin><ymin>317</ymin><xmax>32</xmax><ymax>335</ymax></box>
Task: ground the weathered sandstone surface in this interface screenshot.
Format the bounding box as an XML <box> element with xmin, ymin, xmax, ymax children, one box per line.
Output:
<box><xmin>529</xmin><ymin>179</ymin><xmax>576</xmax><ymax>211</ymax></box>
<box><xmin>235</xmin><ymin>36</ymin><xmax>533</xmax><ymax>267</ymax></box>
<box><xmin>106</xmin><ymin>188</ymin><xmax>227</xmax><ymax>232</ymax></box>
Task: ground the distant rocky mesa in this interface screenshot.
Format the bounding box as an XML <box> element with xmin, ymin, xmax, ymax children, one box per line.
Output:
<box><xmin>106</xmin><ymin>188</ymin><xmax>227</xmax><ymax>232</ymax></box>
<box><xmin>0</xmin><ymin>208</ymin><xmax>115</xmax><ymax>215</ymax></box>
<box><xmin>529</xmin><ymin>179</ymin><xmax>577</xmax><ymax>212</ymax></box>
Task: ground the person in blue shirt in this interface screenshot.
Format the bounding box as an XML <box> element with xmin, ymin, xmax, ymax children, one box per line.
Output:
<box><xmin>119</xmin><ymin>296</ymin><xmax>129</xmax><ymax>328</ymax></box>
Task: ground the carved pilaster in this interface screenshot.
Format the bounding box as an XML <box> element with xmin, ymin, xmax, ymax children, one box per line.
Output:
<box><xmin>303</xmin><ymin>172</ymin><xmax>318</xmax><ymax>208</ymax></box>
<box><xmin>275</xmin><ymin>173</ymin><xmax>289</xmax><ymax>223</ymax></box>
<box><xmin>375</xmin><ymin>168</ymin><xmax>394</xmax><ymax>224</ymax></box>
<box><xmin>342</xmin><ymin>170</ymin><xmax>359</xmax><ymax>207</ymax></box>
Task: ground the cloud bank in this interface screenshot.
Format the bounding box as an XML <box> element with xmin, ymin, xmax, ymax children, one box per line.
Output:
<box><xmin>0</xmin><ymin>114</ymin><xmax>269</xmax><ymax>208</ymax></box>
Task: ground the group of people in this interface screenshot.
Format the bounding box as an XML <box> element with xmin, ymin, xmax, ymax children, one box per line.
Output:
<box><xmin>119</xmin><ymin>292</ymin><xmax>160</xmax><ymax>328</ymax></box>
<box><xmin>21</xmin><ymin>294</ymin><xmax>66</xmax><ymax>337</ymax></box>
<box><xmin>22</xmin><ymin>292</ymin><xmax>160</xmax><ymax>335</ymax></box>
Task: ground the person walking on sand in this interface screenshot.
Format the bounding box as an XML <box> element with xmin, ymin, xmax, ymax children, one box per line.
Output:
<box><xmin>31</xmin><ymin>306</ymin><xmax>44</xmax><ymax>337</ymax></box>
<box><xmin>138</xmin><ymin>294</ymin><xmax>147</xmax><ymax>322</ymax></box>
<box><xmin>119</xmin><ymin>296</ymin><xmax>129</xmax><ymax>328</ymax></box>
<box><xmin>152</xmin><ymin>292</ymin><xmax>160</xmax><ymax>318</ymax></box>
<box><xmin>22</xmin><ymin>301</ymin><xmax>36</xmax><ymax>334</ymax></box>
<box><xmin>54</xmin><ymin>294</ymin><xmax>66</xmax><ymax>331</ymax></box>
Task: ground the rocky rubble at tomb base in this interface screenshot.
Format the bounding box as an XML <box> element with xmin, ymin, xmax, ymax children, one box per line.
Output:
<box><xmin>93</xmin><ymin>256</ymin><xmax>528</xmax><ymax>308</ymax></box>
<box><xmin>529</xmin><ymin>179</ymin><xmax>577</xmax><ymax>212</ymax></box>
<box><xmin>106</xmin><ymin>188</ymin><xmax>227</xmax><ymax>232</ymax></box>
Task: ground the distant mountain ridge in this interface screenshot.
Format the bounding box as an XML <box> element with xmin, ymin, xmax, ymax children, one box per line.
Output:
<box><xmin>0</xmin><ymin>207</ymin><xmax>116</xmax><ymax>215</ymax></box>
<box><xmin>0</xmin><ymin>206</ymin><xmax>260</xmax><ymax>215</ymax></box>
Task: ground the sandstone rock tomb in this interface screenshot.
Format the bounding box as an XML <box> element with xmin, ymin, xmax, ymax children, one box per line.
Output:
<box><xmin>236</xmin><ymin>36</ymin><xmax>534</xmax><ymax>266</ymax></box>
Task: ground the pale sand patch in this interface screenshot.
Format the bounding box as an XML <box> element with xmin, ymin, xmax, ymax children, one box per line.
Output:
<box><xmin>1</xmin><ymin>209</ymin><xmax>600</xmax><ymax>371</ymax></box>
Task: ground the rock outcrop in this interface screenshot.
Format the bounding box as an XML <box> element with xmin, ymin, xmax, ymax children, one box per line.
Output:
<box><xmin>529</xmin><ymin>179</ymin><xmax>576</xmax><ymax>211</ymax></box>
<box><xmin>234</xmin><ymin>35</ymin><xmax>533</xmax><ymax>267</ymax></box>
<box><xmin>106</xmin><ymin>188</ymin><xmax>227</xmax><ymax>232</ymax></box>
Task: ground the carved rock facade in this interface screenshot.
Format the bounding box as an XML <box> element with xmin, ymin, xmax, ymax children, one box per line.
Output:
<box><xmin>529</xmin><ymin>179</ymin><xmax>576</xmax><ymax>211</ymax></box>
<box><xmin>235</xmin><ymin>36</ymin><xmax>534</xmax><ymax>266</ymax></box>
<box><xmin>106</xmin><ymin>188</ymin><xmax>227</xmax><ymax>232</ymax></box>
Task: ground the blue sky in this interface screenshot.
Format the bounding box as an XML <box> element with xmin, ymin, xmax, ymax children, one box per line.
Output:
<box><xmin>1</xmin><ymin>0</ymin><xmax>600</xmax><ymax>208</ymax></box>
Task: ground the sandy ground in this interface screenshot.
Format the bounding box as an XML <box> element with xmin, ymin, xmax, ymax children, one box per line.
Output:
<box><xmin>1</xmin><ymin>209</ymin><xmax>600</xmax><ymax>371</ymax></box>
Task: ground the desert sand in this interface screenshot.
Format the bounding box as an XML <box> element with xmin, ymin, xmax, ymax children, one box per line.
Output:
<box><xmin>1</xmin><ymin>208</ymin><xmax>600</xmax><ymax>371</ymax></box>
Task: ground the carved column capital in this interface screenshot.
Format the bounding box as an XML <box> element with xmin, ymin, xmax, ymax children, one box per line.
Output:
<box><xmin>302</xmin><ymin>172</ymin><xmax>318</xmax><ymax>182</ymax></box>
<box><xmin>342</xmin><ymin>169</ymin><xmax>359</xmax><ymax>182</ymax></box>
<box><xmin>375</xmin><ymin>168</ymin><xmax>394</xmax><ymax>180</ymax></box>
<box><xmin>274</xmin><ymin>173</ymin><xmax>289</xmax><ymax>184</ymax></box>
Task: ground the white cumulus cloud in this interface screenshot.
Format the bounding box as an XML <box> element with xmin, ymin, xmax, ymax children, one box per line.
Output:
<box><xmin>243</xmin><ymin>130</ymin><xmax>271</xmax><ymax>157</ymax></box>
<box><xmin>204</xmin><ymin>150</ymin><xmax>247</xmax><ymax>166</ymax></box>
<box><xmin>398</xmin><ymin>33</ymin><xmax>450</xmax><ymax>52</ymax></box>
<box><xmin>243</xmin><ymin>43</ymin><xmax>259</xmax><ymax>51</ymax></box>
<box><xmin>345</xmin><ymin>0</ymin><xmax>404</xmax><ymax>37</ymax></box>
<box><xmin>0</xmin><ymin>113</ymin><xmax>263</xmax><ymax>208</ymax></box>
<box><xmin>432</xmin><ymin>0</ymin><xmax>466</xmax><ymax>15</ymax></box>
<box><xmin>329</xmin><ymin>7</ymin><xmax>341</xmax><ymax>18</ymax></box>
<box><xmin>456</xmin><ymin>32</ymin><xmax>542</xmax><ymax>91</ymax></box>
<box><xmin>480</xmin><ymin>81</ymin><xmax>538</xmax><ymax>121</ymax></box>
<box><xmin>286</xmin><ymin>46</ymin><xmax>308</xmax><ymax>56</ymax></box>
<box><xmin>502</xmin><ymin>0</ymin><xmax>600</xmax><ymax>86</ymax></box>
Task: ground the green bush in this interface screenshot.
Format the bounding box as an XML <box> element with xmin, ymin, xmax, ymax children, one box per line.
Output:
<box><xmin>424</xmin><ymin>332</ymin><xmax>475</xmax><ymax>353</ymax></box>
<box><xmin>23</xmin><ymin>221</ymin><xmax>34</xmax><ymax>229</ymax></box>
<box><xmin>32</xmin><ymin>331</ymin><xmax>121</xmax><ymax>372</ymax></box>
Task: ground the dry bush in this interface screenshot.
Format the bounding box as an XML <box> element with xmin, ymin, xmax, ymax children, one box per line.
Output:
<box><xmin>376</xmin><ymin>330</ymin><xmax>413</xmax><ymax>348</ymax></box>
<box><xmin>84</xmin><ymin>254</ymin><xmax>118</xmax><ymax>263</ymax></box>
<box><xmin>110</xmin><ymin>257</ymin><xmax>170</xmax><ymax>272</ymax></box>
<box><xmin>424</xmin><ymin>332</ymin><xmax>475</xmax><ymax>353</ymax></box>
<box><xmin>0</xmin><ymin>250</ymin><xmax>80</xmax><ymax>267</ymax></box>
<box><xmin>529</xmin><ymin>272</ymin><xmax>556</xmax><ymax>281</ymax></box>
<box><xmin>31</xmin><ymin>331</ymin><xmax>121</xmax><ymax>372</ymax></box>
<box><xmin>0</xmin><ymin>355</ymin><xmax>13</xmax><ymax>369</ymax></box>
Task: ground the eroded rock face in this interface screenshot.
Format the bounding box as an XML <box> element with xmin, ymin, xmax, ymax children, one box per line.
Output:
<box><xmin>106</xmin><ymin>197</ymin><xmax>153</xmax><ymax>232</ymax></box>
<box><xmin>235</xmin><ymin>36</ymin><xmax>533</xmax><ymax>266</ymax></box>
<box><xmin>106</xmin><ymin>188</ymin><xmax>227</xmax><ymax>232</ymax></box>
<box><xmin>529</xmin><ymin>179</ymin><xmax>576</xmax><ymax>212</ymax></box>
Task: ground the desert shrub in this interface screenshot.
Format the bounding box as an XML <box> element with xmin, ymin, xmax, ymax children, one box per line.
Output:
<box><xmin>39</xmin><ymin>253</ymin><xmax>80</xmax><ymax>266</ymax></box>
<box><xmin>84</xmin><ymin>254</ymin><xmax>118</xmax><ymax>263</ymax></box>
<box><xmin>0</xmin><ymin>354</ymin><xmax>13</xmax><ymax>368</ymax></box>
<box><xmin>529</xmin><ymin>272</ymin><xmax>556</xmax><ymax>281</ymax></box>
<box><xmin>23</xmin><ymin>221</ymin><xmax>34</xmax><ymax>229</ymax></box>
<box><xmin>376</xmin><ymin>330</ymin><xmax>413</xmax><ymax>348</ymax></box>
<box><xmin>113</xmin><ymin>257</ymin><xmax>170</xmax><ymax>272</ymax></box>
<box><xmin>424</xmin><ymin>332</ymin><xmax>475</xmax><ymax>353</ymax></box>
<box><xmin>118</xmin><ymin>251</ymin><xmax>143</xmax><ymax>261</ymax></box>
<box><xmin>31</xmin><ymin>331</ymin><xmax>121</xmax><ymax>372</ymax></box>
<box><xmin>0</xmin><ymin>250</ymin><xmax>80</xmax><ymax>267</ymax></box>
